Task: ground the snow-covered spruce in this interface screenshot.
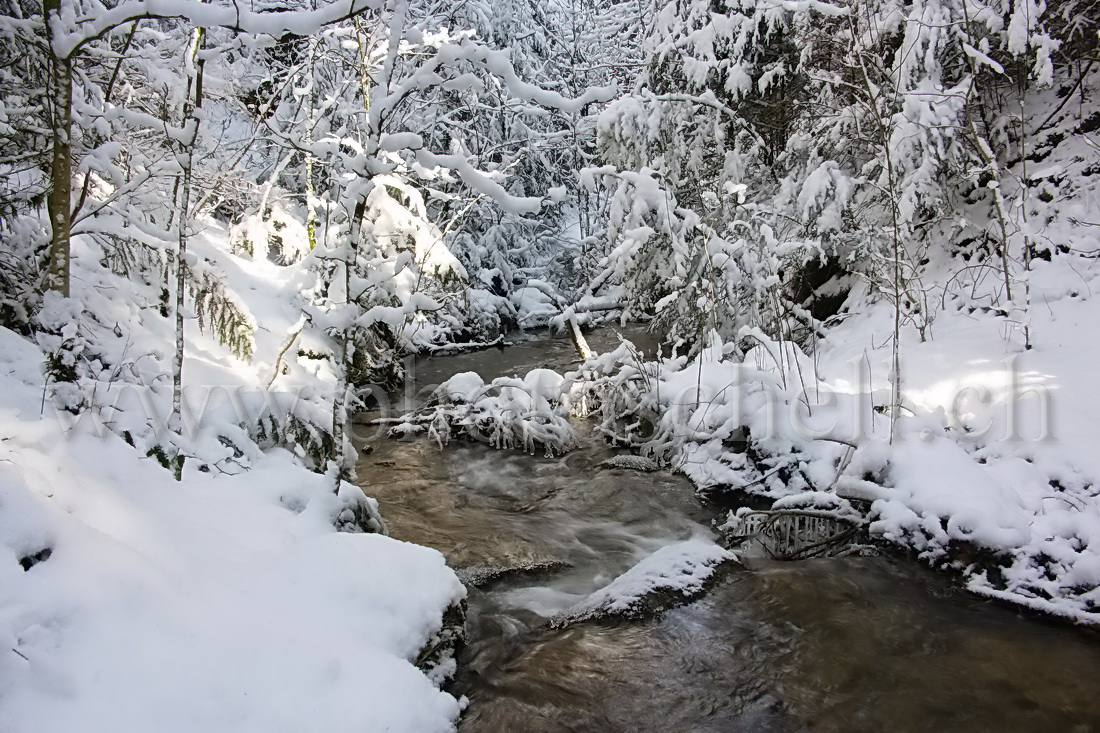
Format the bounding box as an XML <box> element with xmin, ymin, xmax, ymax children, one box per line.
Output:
<box><xmin>388</xmin><ymin>369</ymin><xmax>578</xmax><ymax>457</ymax></box>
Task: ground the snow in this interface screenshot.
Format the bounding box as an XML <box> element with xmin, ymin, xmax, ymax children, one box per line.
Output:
<box><xmin>551</xmin><ymin>537</ymin><xmax>736</xmax><ymax>626</ymax></box>
<box><xmin>55</xmin><ymin>0</ymin><xmax>387</xmax><ymax>58</ymax></box>
<box><xmin>570</xmin><ymin>238</ymin><xmax>1100</xmax><ymax>622</ymax></box>
<box><xmin>0</xmin><ymin>192</ymin><xmax>469</xmax><ymax>731</ymax></box>
<box><xmin>511</xmin><ymin>284</ymin><xmax>560</xmax><ymax>327</ymax></box>
<box><xmin>961</xmin><ymin>42</ymin><xmax>1005</xmax><ymax>75</ymax></box>
<box><xmin>440</xmin><ymin>371</ymin><xmax>484</xmax><ymax>402</ymax></box>
<box><xmin>562</xmin><ymin>13</ymin><xmax>1100</xmax><ymax>624</ymax></box>
<box><xmin>0</xmin><ymin>3</ymin><xmax>634</xmax><ymax>716</ymax></box>
<box><xmin>570</xmin><ymin>79</ymin><xmax>1100</xmax><ymax>620</ymax></box>
<box><xmin>7</xmin><ymin>7</ymin><xmax>1100</xmax><ymax>726</ymax></box>
<box><xmin>391</xmin><ymin>368</ymin><xmax>576</xmax><ymax>457</ymax></box>
<box><xmin>0</xmin><ymin>326</ymin><xmax>464</xmax><ymax>732</ymax></box>
<box><xmin>415</xmin><ymin>151</ymin><xmax>543</xmax><ymax>216</ymax></box>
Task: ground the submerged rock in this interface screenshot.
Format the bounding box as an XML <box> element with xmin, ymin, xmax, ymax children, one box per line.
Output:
<box><xmin>598</xmin><ymin>455</ymin><xmax>661</xmax><ymax>472</ymax></box>
<box><xmin>457</xmin><ymin>560</ymin><xmax>572</xmax><ymax>588</ymax></box>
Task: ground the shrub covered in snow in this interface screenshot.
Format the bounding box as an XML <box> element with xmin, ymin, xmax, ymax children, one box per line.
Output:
<box><xmin>388</xmin><ymin>369</ymin><xmax>577</xmax><ymax>457</ymax></box>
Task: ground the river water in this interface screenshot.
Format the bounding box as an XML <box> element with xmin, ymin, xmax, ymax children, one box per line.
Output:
<box><xmin>355</xmin><ymin>328</ymin><xmax>1100</xmax><ymax>733</ymax></box>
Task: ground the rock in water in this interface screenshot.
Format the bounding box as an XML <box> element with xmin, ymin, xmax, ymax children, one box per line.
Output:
<box><xmin>550</xmin><ymin>538</ymin><xmax>738</xmax><ymax>628</ymax></box>
<box><xmin>598</xmin><ymin>455</ymin><xmax>661</xmax><ymax>472</ymax></box>
<box><xmin>457</xmin><ymin>560</ymin><xmax>571</xmax><ymax>588</ymax></box>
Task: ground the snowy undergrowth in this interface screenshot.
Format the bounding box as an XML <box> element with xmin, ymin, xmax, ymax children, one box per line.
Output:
<box><xmin>0</xmin><ymin>223</ymin><xmax>467</xmax><ymax>730</ymax></box>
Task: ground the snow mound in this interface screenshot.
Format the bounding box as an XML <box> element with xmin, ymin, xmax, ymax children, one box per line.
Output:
<box><xmin>0</xmin><ymin>327</ymin><xmax>465</xmax><ymax>733</ymax></box>
<box><xmin>550</xmin><ymin>538</ymin><xmax>737</xmax><ymax>627</ymax></box>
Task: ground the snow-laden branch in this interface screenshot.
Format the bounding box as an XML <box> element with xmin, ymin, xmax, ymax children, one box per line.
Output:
<box><xmin>762</xmin><ymin>0</ymin><xmax>849</xmax><ymax>16</ymax></box>
<box><xmin>415</xmin><ymin>150</ymin><xmax>544</xmax><ymax>215</ymax></box>
<box><xmin>435</xmin><ymin>41</ymin><xmax>619</xmax><ymax>115</ymax></box>
<box><xmin>53</xmin><ymin>0</ymin><xmax>384</xmax><ymax>57</ymax></box>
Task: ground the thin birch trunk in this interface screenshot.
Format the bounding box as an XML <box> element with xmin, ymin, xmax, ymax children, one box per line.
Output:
<box><xmin>170</xmin><ymin>26</ymin><xmax>206</xmax><ymax>480</ymax></box>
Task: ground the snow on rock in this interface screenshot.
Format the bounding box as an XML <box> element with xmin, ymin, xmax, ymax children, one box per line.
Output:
<box><xmin>456</xmin><ymin>560</ymin><xmax>572</xmax><ymax>588</ymax></box>
<box><xmin>439</xmin><ymin>371</ymin><xmax>485</xmax><ymax>402</ymax></box>
<box><xmin>550</xmin><ymin>537</ymin><xmax>737</xmax><ymax>627</ymax></box>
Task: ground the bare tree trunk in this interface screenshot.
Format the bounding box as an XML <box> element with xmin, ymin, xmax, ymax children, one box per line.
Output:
<box><xmin>305</xmin><ymin>33</ymin><xmax>319</xmax><ymax>251</ymax></box>
<box><xmin>848</xmin><ymin>12</ymin><xmax>904</xmax><ymax>443</ymax></box>
<box><xmin>44</xmin><ymin>0</ymin><xmax>72</xmax><ymax>297</ymax></box>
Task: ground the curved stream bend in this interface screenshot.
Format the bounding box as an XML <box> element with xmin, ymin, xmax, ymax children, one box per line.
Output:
<box><xmin>356</xmin><ymin>329</ymin><xmax>1100</xmax><ymax>733</ymax></box>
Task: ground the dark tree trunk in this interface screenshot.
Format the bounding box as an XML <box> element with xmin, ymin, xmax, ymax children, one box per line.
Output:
<box><xmin>44</xmin><ymin>0</ymin><xmax>72</xmax><ymax>297</ymax></box>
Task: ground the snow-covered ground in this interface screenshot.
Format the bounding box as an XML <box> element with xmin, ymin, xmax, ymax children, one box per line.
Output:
<box><xmin>806</xmin><ymin>255</ymin><xmax>1100</xmax><ymax>621</ymax></box>
<box><xmin>0</xmin><ymin>222</ymin><xmax>466</xmax><ymax>731</ymax></box>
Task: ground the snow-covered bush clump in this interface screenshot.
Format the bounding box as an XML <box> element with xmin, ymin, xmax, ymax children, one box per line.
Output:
<box><xmin>565</xmin><ymin>338</ymin><xmax>662</xmax><ymax>443</ymax></box>
<box><xmin>389</xmin><ymin>369</ymin><xmax>577</xmax><ymax>457</ymax></box>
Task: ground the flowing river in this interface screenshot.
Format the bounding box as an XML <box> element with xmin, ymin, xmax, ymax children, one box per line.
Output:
<box><xmin>355</xmin><ymin>328</ymin><xmax>1100</xmax><ymax>733</ymax></box>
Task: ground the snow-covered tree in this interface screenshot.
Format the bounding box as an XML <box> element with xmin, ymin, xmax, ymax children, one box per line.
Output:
<box><xmin>583</xmin><ymin>0</ymin><xmax>1074</xmax><ymax>362</ymax></box>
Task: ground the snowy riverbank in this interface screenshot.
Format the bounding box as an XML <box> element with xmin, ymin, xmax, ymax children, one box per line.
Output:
<box><xmin>563</xmin><ymin>241</ymin><xmax>1100</xmax><ymax>623</ymax></box>
<box><xmin>0</xmin><ymin>211</ymin><xmax>469</xmax><ymax>732</ymax></box>
<box><xmin>0</xmin><ymin>321</ymin><xmax>465</xmax><ymax>732</ymax></box>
